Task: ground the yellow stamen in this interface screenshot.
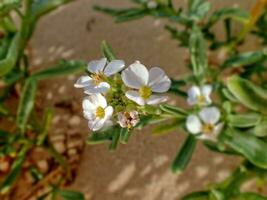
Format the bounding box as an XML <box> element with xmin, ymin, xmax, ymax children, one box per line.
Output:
<box><xmin>202</xmin><ymin>124</ymin><xmax>214</xmax><ymax>135</ymax></box>
<box><xmin>197</xmin><ymin>95</ymin><xmax>206</xmax><ymax>105</ymax></box>
<box><xmin>139</xmin><ymin>86</ymin><xmax>152</xmax><ymax>100</ymax></box>
<box><xmin>95</xmin><ymin>106</ymin><xmax>105</xmax><ymax>119</ymax></box>
<box><xmin>91</xmin><ymin>72</ymin><xmax>105</xmax><ymax>85</ymax></box>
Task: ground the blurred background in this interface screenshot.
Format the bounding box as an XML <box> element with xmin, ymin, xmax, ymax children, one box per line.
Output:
<box><xmin>30</xmin><ymin>0</ymin><xmax>255</xmax><ymax>199</ymax></box>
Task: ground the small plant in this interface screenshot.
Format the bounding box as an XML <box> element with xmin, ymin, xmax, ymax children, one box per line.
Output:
<box><xmin>0</xmin><ymin>0</ymin><xmax>85</xmax><ymax>199</ymax></box>
<box><xmin>75</xmin><ymin>0</ymin><xmax>267</xmax><ymax>199</ymax></box>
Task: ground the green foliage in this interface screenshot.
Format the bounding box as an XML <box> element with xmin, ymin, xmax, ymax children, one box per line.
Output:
<box><xmin>16</xmin><ymin>78</ymin><xmax>37</xmax><ymax>133</ymax></box>
<box><xmin>172</xmin><ymin>134</ymin><xmax>197</xmax><ymax>172</ymax></box>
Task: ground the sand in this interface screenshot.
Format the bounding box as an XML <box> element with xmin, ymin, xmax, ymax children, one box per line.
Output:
<box><xmin>30</xmin><ymin>0</ymin><xmax>258</xmax><ymax>199</ymax></box>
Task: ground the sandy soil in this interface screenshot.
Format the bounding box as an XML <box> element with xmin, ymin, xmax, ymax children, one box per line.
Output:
<box><xmin>30</xmin><ymin>0</ymin><xmax>260</xmax><ymax>199</ymax></box>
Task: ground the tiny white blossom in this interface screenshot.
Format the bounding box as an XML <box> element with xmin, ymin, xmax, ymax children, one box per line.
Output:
<box><xmin>122</xmin><ymin>61</ymin><xmax>171</xmax><ymax>106</ymax></box>
<box><xmin>83</xmin><ymin>93</ymin><xmax>113</xmax><ymax>131</ymax></box>
<box><xmin>147</xmin><ymin>1</ymin><xmax>158</xmax><ymax>9</ymax></box>
<box><xmin>75</xmin><ymin>58</ymin><xmax>125</xmax><ymax>94</ymax></box>
<box><xmin>186</xmin><ymin>107</ymin><xmax>223</xmax><ymax>140</ymax></box>
<box><xmin>187</xmin><ymin>85</ymin><xmax>212</xmax><ymax>106</ymax></box>
<box><xmin>117</xmin><ymin>111</ymin><xmax>139</xmax><ymax>128</ymax></box>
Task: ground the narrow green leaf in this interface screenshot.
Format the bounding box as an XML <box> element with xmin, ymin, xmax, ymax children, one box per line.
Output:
<box><xmin>87</xmin><ymin>128</ymin><xmax>113</xmax><ymax>145</ymax></box>
<box><xmin>189</xmin><ymin>25</ymin><xmax>207</xmax><ymax>77</ymax></box>
<box><xmin>0</xmin><ymin>0</ymin><xmax>21</xmax><ymax>16</ymax></box>
<box><xmin>101</xmin><ymin>41</ymin><xmax>116</xmax><ymax>61</ymax></box>
<box><xmin>37</xmin><ymin>108</ymin><xmax>53</xmax><ymax>145</ymax></box>
<box><xmin>0</xmin><ymin>33</ymin><xmax>20</xmax><ymax>76</ymax></box>
<box><xmin>153</xmin><ymin>121</ymin><xmax>181</xmax><ymax>136</ymax></box>
<box><xmin>182</xmin><ymin>191</ymin><xmax>209</xmax><ymax>200</ymax></box>
<box><xmin>119</xmin><ymin>128</ymin><xmax>130</xmax><ymax>144</ymax></box>
<box><xmin>253</xmin><ymin>118</ymin><xmax>267</xmax><ymax>137</ymax></box>
<box><xmin>31</xmin><ymin>0</ymin><xmax>73</xmax><ymax>20</ymax></box>
<box><xmin>227</xmin><ymin>76</ymin><xmax>267</xmax><ymax>114</ymax></box>
<box><xmin>16</xmin><ymin>78</ymin><xmax>37</xmax><ymax>133</ymax></box>
<box><xmin>0</xmin><ymin>142</ymin><xmax>31</xmax><ymax>194</ymax></box>
<box><xmin>222</xmin><ymin>51</ymin><xmax>265</xmax><ymax>68</ymax></box>
<box><xmin>31</xmin><ymin>60</ymin><xmax>86</xmax><ymax>80</ymax></box>
<box><xmin>57</xmin><ymin>189</ymin><xmax>85</xmax><ymax>200</ymax></box>
<box><xmin>228</xmin><ymin>113</ymin><xmax>261</xmax><ymax>128</ymax></box>
<box><xmin>109</xmin><ymin>127</ymin><xmax>121</xmax><ymax>150</ymax></box>
<box><xmin>207</xmin><ymin>8</ymin><xmax>249</xmax><ymax>28</ymax></box>
<box><xmin>172</xmin><ymin>135</ymin><xmax>197</xmax><ymax>172</ymax></box>
<box><xmin>234</xmin><ymin>192</ymin><xmax>267</xmax><ymax>200</ymax></box>
<box><xmin>160</xmin><ymin>104</ymin><xmax>188</xmax><ymax>117</ymax></box>
<box><xmin>225</xmin><ymin>129</ymin><xmax>267</xmax><ymax>169</ymax></box>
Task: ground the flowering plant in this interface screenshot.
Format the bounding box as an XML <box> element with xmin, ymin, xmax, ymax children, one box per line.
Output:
<box><xmin>78</xmin><ymin>0</ymin><xmax>267</xmax><ymax>198</ymax></box>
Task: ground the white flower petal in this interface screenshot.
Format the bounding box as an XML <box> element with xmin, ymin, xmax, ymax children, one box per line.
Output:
<box><xmin>125</xmin><ymin>90</ymin><xmax>145</xmax><ymax>105</ymax></box>
<box><xmin>84</xmin><ymin>82</ymin><xmax>110</xmax><ymax>94</ymax></box>
<box><xmin>201</xmin><ymin>84</ymin><xmax>212</xmax><ymax>104</ymax></box>
<box><xmin>84</xmin><ymin>94</ymin><xmax>107</xmax><ymax>109</ymax></box>
<box><xmin>146</xmin><ymin>95</ymin><xmax>168</xmax><ymax>105</ymax></box>
<box><xmin>199</xmin><ymin>107</ymin><xmax>221</xmax><ymax>125</ymax></box>
<box><xmin>213</xmin><ymin>123</ymin><xmax>224</xmax><ymax>136</ymax></box>
<box><xmin>87</xmin><ymin>58</ymin><xmax>107</xmax><ymax>73</ymax></box>
<box><xmin>104</xmin><ymin>60</ymin><xmax>125</xmax><ymax>77</ymax></box>
<box><xmin>82</xmin><ymin>98</ymin><xmax>97</xmax><ymax>111</ymax></box>
<box><xmin>186</xmin><ymin>115</ymin><xmax>202</xmax><ymax>134</ymax></box>
<box><xmin>122</xmin><ymin>62</ymin><xmax>149</xmax><ymax>89</ymax></box>
<box><xmin>74</xmin><ymin>76</ymin><xmax>93</xmax><ymax>88</ymax></box>
<box><xmin>83</xmin><ymin>110</ymin><xmax>95</xmax><ymax>121</ymax></box>
<box><xmin>89</xmin><ymin>119</ymin><xmax>105</xmax><ymax>131</ymax></box>
<box><xmin>104</xmin><ymin>106</ymin><xmax>113</xmax><ymax>120</ymax></box>
<box><xmin>187</xmin><ymin>86</ymin><xmax>201</xmax><ymax>106</ymax></box>
<box><xmin>148</xmin><ymin>67</ymin><xmax>171</xmax><ymax>93</ymax></box>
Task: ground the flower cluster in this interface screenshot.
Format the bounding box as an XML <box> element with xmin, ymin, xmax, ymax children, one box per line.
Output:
<box><xmin>75</xmin><ymin>58</ymin><xmax>171</xmax><ymax>131</ymax></box>
<box><xmin>186</xmin><ymin>85</ymin><xmax>223</xmax><ymax>141</ymax></box>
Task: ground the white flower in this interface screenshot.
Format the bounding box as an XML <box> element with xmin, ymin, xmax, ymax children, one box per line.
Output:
<box><xmin>122</xmin><ymin>61</ymin><xmax>171</xmax><ymax>106</ymax></box>
<box><xmin>147</xmin><ymin>1</ymin><xmax>158</xmax><ymax>9</ymax></box>
<box><xmin>187</xmin><ymin>85</ymin><xmax>212</xmax><ymax>106</ymax></box>
<box><xmin>75</xmin><ymin>58</ymin><xmax>125</xmax><ymax>94</ymax></box>
<box><xmin>117</xmin><ymin>111</ymin><xmax>139</xmax><ymax>128</ymax></box>
<box><xmin>82</xmin><ymin>93</ymin><xmax>113</xmax><ymax>131</ymax></box>
<box><xmin>186</xmin><ymin>107</ymin><xmax>223</xmax><ymax>140</ymax></box>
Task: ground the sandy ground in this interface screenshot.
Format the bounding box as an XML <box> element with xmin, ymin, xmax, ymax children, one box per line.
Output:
<box><xmin>30</xmin><ymin>0</ymin><xmax>258</xmax><ymax>199</ymax></box>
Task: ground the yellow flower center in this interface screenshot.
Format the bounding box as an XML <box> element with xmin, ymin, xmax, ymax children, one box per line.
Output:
<box><xmin>139</xmin><ymin>86</ymin><xmax>152</xmax><ymax>100</ymax></box>
<box><xmin>91</xmin><ymin>72</ymin><xmax>105</xmax><ymax>85</ymax></box>
<box><xmin>201</xmin><ymin>123</ymin><xmax>214</xmax><ymax>135</ymax></box>
<box><xmin>95</xmin><ymin>106</ymin><xmax>105</xmax><ymax>119</ymax></box>
<box><xmin>197</xmin><ymin>95</ymin><xmax>206</xmax><ymax>105</ymax></box>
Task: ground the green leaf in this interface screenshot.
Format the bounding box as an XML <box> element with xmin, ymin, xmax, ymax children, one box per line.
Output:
<box><xmin>31</xmin><ymin>0</ymin><xmax>72</xmax><ymax>20</ymax></box>
<box><xmin>222</xmin><ymin>51</ymin><xmax>266</xmax><ymax>68</ymax></box>
<box><xmin>16</xmin><ymin>78</ymin><xmax>37</xmax><ymax>133</ymax></box>
<box><xmin>228</xmin><ymin>113</ymin><xmax>261</xmax><ymax>128</ymax></box>
<box><xmin>119</xmin><ymin>128</ymin><xmax>130</xmax><ymax>144</ymax></box>
<box><xmin>234</xmin><ymin>192</ymin><xmax>267</xmax><ymax>200</ymax></box>
<box><xmin>188</xmin><ymin>0</ymin><xmax>210</xmax><ymax>21</ymax></box>
<box><xmin>207</xmin><ymin>8</ymin><xmax>249</xmax><ymax>28</ymax></box>
<box><xmin>172</xmin><ymin>135</ymin><xmax>197</xmax><ymax>173</ymax></box>
<box><xmin>0</xmin><ymin>142</ymin><xmax>31</xmax><ymax>194</ymax></box>
<box><xmin>189</xmin><ymin>25</ymin><xmax>207</xmax><ymax>78</ymax></box>
<box><xmin>153</xmin><ymin>121</ymin><xmax>181</xmax><ymax>136</ymax></box>
<box><xmin>37</xmin><ymin>108</ymin><xmax>53</xmax><ymax>145</ymax></box>
<box><xmin>253</xmin><ymin>118</ymin><xmax>267</xmax><ymax>137</ymax></box>
<box><xmin>109</xmin><ymin>126</ymin><xmax>121</xmax><ymax>150</ymax></box>
<box><xmin>160</xmin><ymin>104</ymin><xmax>188</xmax><ymax>117</ymax></box>
<box><xmin>0</xmin><ymin>0</ymin><xmax>21</xmax><ymax>16</ymax></box>
<box><xmin>101</xmin><ymin>41</ymin><xmax>116</xmax><ymax>61</ymax></box>
<box><xmin>227</xmin><ymin>76</ymin><xmax>267</xmax><ymax>114</ymax></box>
<box><xmin>225</xmin><ymin>129</ymin><xmax>267</xmax><ymax>169</ymax></box>
<box><xmin>30</xmin><ymin>60</ymin><xmax>86</xmax><ymax>80</ymax></box>
<box><xmin>57</xmin><ymin>189</ymin><xmax>85</xmax><ymax>200</ymax></box>
<box><xmin>182</xmin><ymin>191</ymin><xmax>209</xmax><ymax>200</ymax></box>
<box><xmin>0</xmin><ymin>33</ymin><xmax>20</xmax><ymax>76</ymax></box>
